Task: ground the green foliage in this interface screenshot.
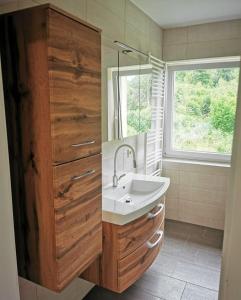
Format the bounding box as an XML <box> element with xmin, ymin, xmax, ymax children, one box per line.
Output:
<box><xmin>211</xmin><ymin>90</ymin><xmax>236</xmax><ymax>134</ymax></box>
<box><xmin>174</xmin><ymin>68</ymin><xmax>239</xmax><ymax>154</ymax></box>
<box><xmin>126</xmin><ymin>74</ymin><xmax>152</xmax><ymax>136</ymax></box>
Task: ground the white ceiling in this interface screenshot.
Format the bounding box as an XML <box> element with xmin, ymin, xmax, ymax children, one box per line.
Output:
<box><xmin>131</xmin><ymin>0</ymin><xmax>241</xmax><ymax>28</ymax></box>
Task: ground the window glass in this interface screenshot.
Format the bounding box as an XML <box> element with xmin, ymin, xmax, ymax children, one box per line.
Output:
<box><xmin>173</xmin><ymin>68</ymin><xmax>239</xmax><ymax>155</ymax></box>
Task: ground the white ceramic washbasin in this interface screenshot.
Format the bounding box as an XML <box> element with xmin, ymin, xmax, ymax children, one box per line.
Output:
<box><xmin>102</xmin><ymin>173</ymin><xmax>170</xmax><ymax>225</ymax></box>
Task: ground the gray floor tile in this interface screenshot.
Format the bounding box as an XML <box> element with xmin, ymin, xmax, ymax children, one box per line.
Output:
<box><xmin>148</xmin><ymin>252</ymin><xmax>179</xmax><ymax>277</ymax></box>
<box><xmin>134</xmin><ymin>272</ymin><xmax>186</xmax><ymax>300</ymax></box>
<box><xmin>84</xmin><ymin>286</ymin><xmax>161</xmax><ymax>300</ymax></box>
<box><xmin>181</xmin><ymin>283</ymin><xmax>218</xmax><ymax>300</ymax></box>
<box><xmin>162</xmin><ymin>236</ymin><xmax>197</xmax><ymax>264</ymax></box>
<box><xmin>84</xmin><ymin>221</ymin><xmax>222</xmax><ymax>300</ymax></box>
<box><xmin>194</xmin><ymin>247</ymin><xmax>222</xmax><ymax>271</ymax></box>
<box><xmin>172</xmin><ymin>261</ymin><xmax>220</xmax><ymax>291</ymax></box>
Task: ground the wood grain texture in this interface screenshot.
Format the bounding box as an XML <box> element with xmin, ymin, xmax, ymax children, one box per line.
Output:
<box><xmin>0</xmin><ymin>5</ymin><xmax>102</xmax><ymax>292</ymax></box>
<box><xmin>48</xmin><ymin>8</ymin><xmax>101</xmax><ymax>165</ymax></box>
<box><xmin>100</xmin><ymin>222</ymin><xmax>119</xmax><ymax>290</ymax></box>
<box><xmin>118</xmin><ymin>221</ymin><xmax>164</xmax><ymax>292</ymax></box>
<box><xmin>0</xmin><ymin>7</ymin><xmax>57</xmax><ymax>289</ymax></box>
<box><xmin>85</xmin><ymin>200</ymin><xmax>165</xmax><ymax>293</ymax></box>
<box><xmin>115</xmin><ymin>199</ymin><xmax>165</xmax><ymax>259</ymax></box>
<box><xmin>81</xmin><ymin>256</ymin><xmax>101</xmax><ymax>285</ymax></box>
<box><xmin>53</xmin><ymin>154</ymin><xmax>102</xmax><ymax>289</ymax></box>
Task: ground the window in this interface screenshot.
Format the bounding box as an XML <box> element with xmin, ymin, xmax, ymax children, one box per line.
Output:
<box><xmin>165</xmin><ymin>58</ymin><xmax>240</xmax><ymax>162</ymax></box>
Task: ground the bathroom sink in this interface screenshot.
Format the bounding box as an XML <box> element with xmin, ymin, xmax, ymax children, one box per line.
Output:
<box><xmin>102</xmin><ymin>173</ymin><xmax>170</xmax><ymax>225</ymax></box>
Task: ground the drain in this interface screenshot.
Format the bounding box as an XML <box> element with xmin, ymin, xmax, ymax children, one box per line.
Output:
<box><xmin>125</xmin><ymin>196</ymin><xmax>132</xmax><ymax>203</ymax></box>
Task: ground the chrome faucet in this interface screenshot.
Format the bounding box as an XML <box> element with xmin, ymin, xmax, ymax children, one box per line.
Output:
<box><xmin>113</xmin><ymin>144</ymin><xmax>137</xmax><ymax>187</ymax></box>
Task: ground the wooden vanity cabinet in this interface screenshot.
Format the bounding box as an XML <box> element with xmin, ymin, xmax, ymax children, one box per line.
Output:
<box><xmin>0</xmin><ymin>4</ymin><xmax>102</xmax><ymax>292</ymax></box>
<box><xmin>82</xmin><ymin>197</ymin><xmax>165</xmax><ymax>293</ymax></box>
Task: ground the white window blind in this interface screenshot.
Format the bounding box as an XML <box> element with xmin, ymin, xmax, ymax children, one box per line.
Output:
<box><xmin>145</xmin><ymin>55</ymin><xmax>166</xmax><ymax>176</ymax></box>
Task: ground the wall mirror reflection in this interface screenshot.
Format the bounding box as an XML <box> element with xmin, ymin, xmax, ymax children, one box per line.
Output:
<box><xmin>107</xmin><ymin>42</ymin><xmax>153</xmax><ymax>141</ymax></box>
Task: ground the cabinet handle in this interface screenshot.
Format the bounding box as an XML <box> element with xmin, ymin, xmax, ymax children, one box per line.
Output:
<box><xmin>71</xmin><ymin>140</ymin><xmax>96</xmax><ymax>147</ymax></box>
<box><xmin>147</xmin><ymin>203</ymin><xmax>164</xmax><ymax>219</ymax></box>
<box><xmin>146</xmin><ymin>230</ymin><xmax>163</xmax><ymax>249</ymax></box>
<box><xmin>71</xmin><ymin>169</ymin><xmax>96</xmax><ymax>181</ymax></box>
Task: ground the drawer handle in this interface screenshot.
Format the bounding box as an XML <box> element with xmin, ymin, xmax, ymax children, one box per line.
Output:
<box><xmin>146</xmin><ymin>230</ymin><xmax>163</xmax><ymax>249</ymax></box>
<box><xmin>147</xmin><ymin>203</ymin><xmax>164</xmax><ymax>219</ymax></box>
<box><xmin>71</xmin><ymin>169</ymin><xmax>96</xmax><ymax>181</ymax></box>
<box><xmin>71</xmin><ymin>140</ymin><xmax>96</xmax><ymax>147</ymax></box>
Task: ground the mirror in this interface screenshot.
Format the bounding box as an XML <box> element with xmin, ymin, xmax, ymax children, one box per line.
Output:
<box><xmin>106</xmin><ymin>45</ymin><xmax>153</xmax><ymax>141</ymax></box>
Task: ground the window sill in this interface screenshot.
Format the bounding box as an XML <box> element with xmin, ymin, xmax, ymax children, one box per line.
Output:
<box><xmin>163</xmin><ymin>157</ymin><xmax>231</xmax><ymax>168</ymax></box>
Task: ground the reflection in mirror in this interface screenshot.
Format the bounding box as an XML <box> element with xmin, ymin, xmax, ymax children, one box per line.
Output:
<box><xmin>107</xmin><ymin>47</ymin><xmax>152</xmax><ymax>141</ymax></box>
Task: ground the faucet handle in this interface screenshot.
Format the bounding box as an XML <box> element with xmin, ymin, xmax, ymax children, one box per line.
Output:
<box><xmin>118</xmin><ymin>173</ymin><xmax>126</xmax><ymax>181</ymax></box>
<box><xmin>133</xmin><ymin>159</ymin><xmax>137</xmax><ymax>168</ymax></box>
<box><xmin>113</xmin><ymin>174</ymin><xmax>118</xmax><ymax>187</ymax></box>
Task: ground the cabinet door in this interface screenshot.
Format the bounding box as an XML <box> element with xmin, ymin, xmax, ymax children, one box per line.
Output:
<box><xmin>118</xmin><ymin>221</ymin><xmax>164</xmax><ymax>292</ymax></box>
<box><xmin>48</xmin><ymin>8</ymin><xmax>101</xmax><ymax>165</ymax></box>
<box><xmin>116</xmin><ymin>199</ymin><xmax>165</xmax><ymax>259</ymax></box>
<box><xmin>53</xmin><ymin>154</ymin><xmax>102</xmax><ymax>289</ymax></box>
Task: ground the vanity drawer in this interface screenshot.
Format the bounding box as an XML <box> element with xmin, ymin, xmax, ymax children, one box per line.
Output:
<box><xmin>48</xmin><ymin>9</ymin><xmax>101</xmax><ymax>165</ymax></box>
<box><xmin>118</xmin><ymin>221</ymin><xmax>164</xmax><ymax>292</ymax></box>
<box><xmin>116</xmin><ymin>198</ymin><xmax>165</xmax><ymax>259</ymax></box>
<box><xmin>53</xmin><ymin>154</ymin><xmax>102</xmax><ymax>288</ymax></box>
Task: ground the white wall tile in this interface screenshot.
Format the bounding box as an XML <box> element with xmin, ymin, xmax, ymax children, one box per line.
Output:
<box><xmin>125</xmin><ymin>23</ymin><xmax>149</xmax><ymax>53</ymax></box>
<box><xmin>34</xmin><ymin>0</ymin><xmax>87</xmax><ymax>20</ymax></box>
<box><xmin>149</xmin><ymin>20</ymin><xmax>163</xmax><ymax>45</ymax></box>
<box><xmin>166</xmin><ymin>183</ymin><xmax>179</xmax><ymax>199</ymax></box>
<box><xmin>179</xmin><ymin>200</ymin><xmax>225</xmax><ymax>230</ymax></box>
<box><xmin>87</xmin><ymin>0</ymin><xmax>125</xmax><ymax>41</ymax></box>
<box><xmin>163</xmin><ymin>168</ymin><xmax>180</xmax><ymax>185</ymax></box>
<box><xmin>150</xmin><ymin>40</ymin><xmax>163</xmax><ymax>59</ymax></box>
<box><xmin>179</xmin><ymin>186</ymin><xmax>226</xmax><ymax>206</ymax></box>
<box><xmin>95</xmin><ymin>0</ymin><xmax>125</xmax><ymax>19</ymax></box>
<box><xmin>125</xmin><ymin>0</ymin><xmax>149</xmax><ymax>36</ymax></box>
<box><xmin>163</xmin><ymin>18</ymin><xmax>241</xmax><ymax>61</ymax></box>
<box><xmin>187</xmin><ymin>20</ymin><xmax>241</xmax><ymax>43</ymax></box>
<box><xmin>178</xmin><ymin>161</ymin><xmax>230</xmax><ymax>176</ymax></box>
<box><xmin>186</xmin><ymin>38</ymin><xmax>241</xmax><ymax>59</ymax></box>
<box><xmin>164</xmin><ymin>161</ymin><xmax>228</xmax><ymax>229</ymax></box>
<box><xmin>163</xmin><ymin>44</ymin><xmax>187</xmax><ymax>61</ymax></box>
<box><xmin>165</xmin><ymin>197</ymin><xmax>179</xmax><ymax>220</ymax></box>
<box><xmin>163</xmin><ymin>27</ymin><xmax>188</xmax><ymax>45</ymax></box>
<box><xmin>179</xmin><ymin>171</ymin><xmax>228</xmax><ymax>191</ymax></box>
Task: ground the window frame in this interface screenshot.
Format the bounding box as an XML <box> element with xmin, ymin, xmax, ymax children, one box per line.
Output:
<box><xmin>164</xmin><ymin>58</ymin><xmax>240</xmax><ymax>163</ymax></box>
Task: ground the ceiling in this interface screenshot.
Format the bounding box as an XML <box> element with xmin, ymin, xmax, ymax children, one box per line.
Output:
<box><xmin>130</xmin><ymin>0</ymin><xmax>241</xmax><ymax>28</ymax></box>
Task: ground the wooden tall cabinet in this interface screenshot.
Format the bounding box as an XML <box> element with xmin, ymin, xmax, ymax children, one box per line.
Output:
<box><xmin>0</xmin><ymin>5</ymin><xmax>102</xmax><ymax>292</ymax></box>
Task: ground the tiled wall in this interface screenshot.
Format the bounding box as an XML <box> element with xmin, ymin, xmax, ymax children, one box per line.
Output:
<box><xmin>102</xmin><ymin>134</ymin><xmax>146</xmax><ymax>187</ymax></box>
<box><xmin>163</xmin><ymin>160</ymin><xmax>230</xmax><ymax>230</ymax></box>
<box><xmin>162</xmin><ymin>20</ymin><xmax>241</xmax><ymax>230</ymax></box>
<box><xmin>0</xmin><ymin>0</ymin><xmax>163</xmax><ymax>299</ymax></box>
<box><xmin>163</xmin><ymin>19</ymin><xmax>241</xmax><ymax>61</ymax></box>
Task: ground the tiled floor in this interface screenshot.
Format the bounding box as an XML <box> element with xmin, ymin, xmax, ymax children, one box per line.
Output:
<box><xmin>84</xmin><ymin>220</ymin><xmax>223</xmax><ymax>300</ymax></box>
